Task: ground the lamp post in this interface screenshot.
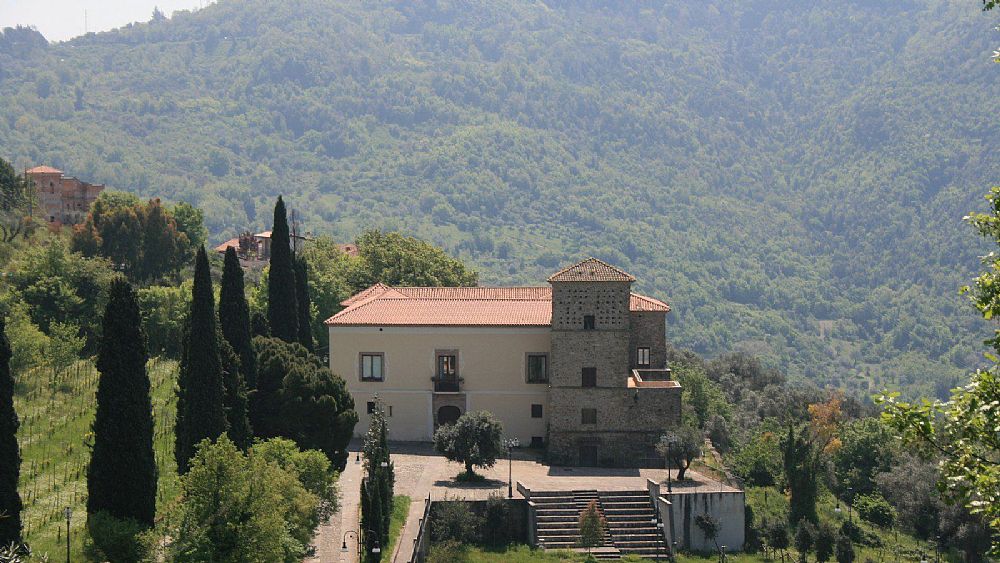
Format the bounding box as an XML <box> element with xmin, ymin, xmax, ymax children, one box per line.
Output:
<box><xmin>342</xmin><ymin>530</ymin><xmax>360</xmax><ymax>556</ymax></box>
<box><xmin>847</xmin><ymin>487</ymin><xmax>853</xmax><ymax>525</ymax></box>
<box><xmin>366</xmin><ymin>529</ymin><xmax>381</xmax><ymax>560</ymax></box>
<box><xmin>672</xmin><ymin>540</ymin><xmax>679</xmax><ymax>563</ymax></box>
<box><xmin>505</xmin><ymin>437</ymin><xmax>519</xmax><ymax>498</ymax></box>
<box><xmin>720</xmin><ymin>544</ymin><xmax>727</xmax><ymax>563</ymax></box>
<box><xmin>650</xmin><ymin>516</ymin><xmax>665</xmax><ymax>562</ymax></box>
<box><xmin>665</xmin><ymin>438</ymin><xmax>676</xmax><ymax>493</ymax></box>
<box><xmin>63</xmin><ymin>506</ymin><xmax>71</xmax><ymax>563</ymax></box>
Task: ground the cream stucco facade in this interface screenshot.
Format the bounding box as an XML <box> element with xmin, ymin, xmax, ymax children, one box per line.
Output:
<box><xmin>329</xmin><ymin>326</ymin><xmax>552</xmax><ymax>444</ymax></box>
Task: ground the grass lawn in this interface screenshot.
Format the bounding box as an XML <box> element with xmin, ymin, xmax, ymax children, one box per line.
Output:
<box><xmin>384</xmin><ymin>495</ymin><xmax>412</xmax><ymax>559</ymax></box>
<box><xmin>14</xmin><ymin>358</ymin><xmax>179</xmax><ymax>560</ymax></box>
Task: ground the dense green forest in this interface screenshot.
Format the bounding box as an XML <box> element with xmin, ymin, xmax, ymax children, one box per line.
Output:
<box><xmin>1</xmin><ymin>0</ymin><xmax>998</xmax><ymax>394</ymax></box>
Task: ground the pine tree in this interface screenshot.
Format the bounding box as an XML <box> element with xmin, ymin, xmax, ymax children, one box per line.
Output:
<box><xmin>219</xmin><ymin>334</ymin><xmax>252</xmax><ymax>450</ymax></box>
<box><xmin>294</xmin><ymin>256</ymin><xmax>313</xmax><ymax>351</ymax></box>
<box><xmin>267</xmin><ymin>197</ymin><xmax>298</xmax><ymax>343</ymax></box>
<box><xmin>0</xmin><ymin>316</ymin><xmax>22</xmax><ymax>547</ymax></box>
<box><xmin>175</xmin><ymin>246</ymin><xmax>228</xmax><ymax>474</ymax></box>
<box><xmin>219</xmin><ymin>247</ymin><xmax>256</xmax><ymax>389</ymax></box>
<box><xmin>87</xmin><ymin>278</ymin><xmax>157</xmax><ymax>526</ymax></box>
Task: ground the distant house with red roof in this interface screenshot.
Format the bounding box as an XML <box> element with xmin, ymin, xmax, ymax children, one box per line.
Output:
<box><xmin>214</xmin><ymin>230</ymin><xmax>358</xmax><ymax>265</ymax></box>
<box><xmin>326</xmin><ymin>258</ymin><xmax>681</xmax><ymax>467</ymax></box>
<box><xmin>25</xmin><ymin>166</ymin><xmax>104</xmax><ymax>227</ymax></box>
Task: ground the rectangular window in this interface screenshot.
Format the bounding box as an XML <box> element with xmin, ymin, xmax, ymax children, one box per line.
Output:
<box><xmin>582</xmin><ymin>367</ymin><xmax>597</xmax><ymax>388</ymax></box>
<box><xmin>581</xmin><ymin>408</ymin><xmax>597</xmax><ymax>424</ymax></box>
<box><xmin>583</xmin><ymin>315</ymin><xmax>595</xmax><ymax>330</ymax></box>
<box><xmin>360</xmin><ymin>353</ymin><xmax>384</xmax><ymax>381</ymax></box>
<box><xmin>526</xmin><ymin>354</ymin><xmax>549</xmax><ymax>383</ymax></box>
<box><xmin>531</xmin><ymin>404</ymin><xmax>543</xmax><ymax>418</ymax></box>
<box><xmin>366</xmin><ymin>401</ymin><xmax>376</xmax><ymax>414</ymax></box>
<box><xmin>637</xmin><ymin>347</ymin><xmax>651</xmax><ymax>367</ymax></box>
<box><xmin>437</xmin><ymin>353</ymin><xmax>457</xmax><ymax>378</ymax></box>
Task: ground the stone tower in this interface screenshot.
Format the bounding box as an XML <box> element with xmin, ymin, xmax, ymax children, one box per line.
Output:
<box><xmin>546</xmin><ymin>258</ymin><xmax>680</xmax><ymax>466</ymax></box>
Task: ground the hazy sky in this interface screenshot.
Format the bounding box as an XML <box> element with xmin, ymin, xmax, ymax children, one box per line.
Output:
<box><xmin>0</xmin><ymin>0</ymin><xmax>209</xmax><ymax>42</ymax></box>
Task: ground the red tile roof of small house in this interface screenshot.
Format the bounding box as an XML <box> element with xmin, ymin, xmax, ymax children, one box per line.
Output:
<box><xmin>26</xmin><ymin>165</ymin><xmax>63</xmax><ymax>174</ymax></box>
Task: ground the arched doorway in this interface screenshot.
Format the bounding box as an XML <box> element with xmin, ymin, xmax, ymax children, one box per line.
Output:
<box><xmin>437</xmin><ymin>405</ymin><xmax>461</xmax><ymax>426</ymax></box>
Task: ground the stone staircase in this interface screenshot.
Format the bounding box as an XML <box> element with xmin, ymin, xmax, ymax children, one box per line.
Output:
<box><xmin>532</xmin><ymin>490</ymin><xmax>621</xmax><ymax>559</ymax></box>
<box><xmin>599</xmin><ymin>490</ymin><xmax>669</xmax><ymax>558</ymax></box>
<box><xmin>530</xmin><ymin>489</ymin><xmax>668</xmax><ymax>559</ymax></box>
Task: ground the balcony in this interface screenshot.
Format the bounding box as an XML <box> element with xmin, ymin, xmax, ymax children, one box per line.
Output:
<box><xmin>432</xmin><ymin>376</ymin><xmax>463</xmax><ymax>393</ymax></box>
<box><xmin>628</xmin><ymin>369</ymin><xmax>679</xmax><ymax>389</ymax></box>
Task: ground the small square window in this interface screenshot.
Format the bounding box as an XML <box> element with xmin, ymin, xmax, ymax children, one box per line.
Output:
<box><xmin>530</xmin><ymin>436</ymin><xmax>545</xmax><ymax>448</ymax></box>
<box><xmin>581</xmin><ymin>408</ymin><xmax>597</xmax><ymax>424</ymax></box>
<box><xmin>582</xmin><ymin>367</ymin><xmax>596</xmax><ymax>388</ymax></box>
<box><xmin>583</xmin><ymin>315</ymin><xmax>595</xmax><ymax>330</ymax></box>
<box><xmin>366</xmin><ymin>401</ymin><xmax>376</xmax><ymax>414</ymax></box>
<box><xmin>637</xmin><ymin>347</ymin><xmax>650</xmax><ymax>367</ymax></box>
<box><xmin>360</xmin><ymin>353</ymin><xmax>384</xmax><ymax>381</ymax></box>
<box><xmin>531</xmin><ymin>404</ymin><xmax>543</xmax><ymax>418</ymax></box>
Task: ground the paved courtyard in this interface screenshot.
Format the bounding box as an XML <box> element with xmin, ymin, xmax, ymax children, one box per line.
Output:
<box><xmin>309</xmin><ymin>441</ymin><xmax>737</xmax><ymax>563</ymax></box>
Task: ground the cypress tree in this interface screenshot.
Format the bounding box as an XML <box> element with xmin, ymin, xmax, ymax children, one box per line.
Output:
<box><xmin>0</xmin><ymin>316</ymin><xmax>22</xmax><ymax>547</ymax></box>
<box><xmin>175</xmin><ymin>246</ymin><xmax>228</xmax><ymax>473</ymax></box>
<box><xmin>219</xmin><ymin>335</ymin><xmax>252</xmax><ymax>450</ymax></box>
<box><xmin>294</xmin><ymin>256</ymin><xmax>313</xmax><ymax>351</ymax></box>
<box><xmin>87</xmin><ymin>278</ymin><xmax>157</xmax><ymax>525</ymax></box>
<box><xmin>219</xmin><ymin>247</ymin><xmax>256</xmax><ymax>388</ymax></box>
<box><xmin>267</xmin><ymin>196</ymin><xmax>298</xmax><ymax>343</ymax></box>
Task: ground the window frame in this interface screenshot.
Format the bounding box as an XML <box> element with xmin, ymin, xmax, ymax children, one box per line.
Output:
<box><xmin>359</xmin><ymin>352</ymin><xmax>385</xmax><ymax>382</ymax></box>
<box><xmin>525</xmin><ymin>353</ymin><xmax>549</xmax><ymax>384</ymax></box>
<box><xmin>637</xmin><ymin>347</ymin><xmax>651</xmax><ymax>367</ymax></box>
<box><xmin>582</xmin><ymin>367</ymin><xmax>597</xmax><ymax>388</ymax></box>
<box><xmin>435</xmin><ymin>349</ymin><xmax>459</xmax><ymax>379</ymax></box>
<box><xmin>531</xmin><ymin>404</ymin><xmax>544</xmax><ymax>418</ymax></box>
<box><xmin>581</xmin><ymin>408</ymin><xmax>597</xmax><ymax>424</ymax></box>
<box><xmin>583</xmin><ymin>314</ymin><xmax>596</xmax><ymax>330</ymax></box>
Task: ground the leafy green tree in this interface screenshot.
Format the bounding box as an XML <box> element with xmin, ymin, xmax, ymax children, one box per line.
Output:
<box><xmin>166</xmin><ymin>436</ymin><xmax>317</xmax><ymax>563</ymax></box>
<box><xmin>137</xmin><ymin>282</ymin><xmax>189</xmax><ymax>359</ymax></box>
<box><xmin>267</xmin><ymin>196</ymin><xmax>298</xmax><ymax>343</ymax></box>
<box><xmin>46</xmin><ymin>321</ymin><xmax>84</xmax><ymax>376</ymax></box>
<box><xmin>252</xmin><ymin>438</ymin><xmax>338</xmax><ymax>518</ymax></box>
<box><xmin>251</xmin><ymin>336</ymin><xmax>357</xmax><ymax>469</ymax></box>
<box><xmin>674</xmin><ymin>364</ymin><xmax>730</xmax><ymax>428</ymax></box>
<box><xmin>766</xmin><ymin>522</ymin><xmax>790</xmax><ymax>563</ymax></box>
<box><xmin>833</xmin><ymin>418</ymin><xmax>896</xmax><ymax>498</ymax></box>
<box><xmin>351</xmin><ymin>229</ymin><xmax>478</xmax><ymax>290</ymax></box>
<box><xmin>834</xmin><ymin>534</ymin><xmax>854</xmax><ymax>563</ymax></box>
<box><xmin>299</xmin><ymin>236</ymin><xmax>355</xmax><ymax>342</ymax></box>
<box><xmin>0</xmin><ymin>315</ymin><xmax>22</xmax><ymax>548</ymax></box>
<box><xmin>732</xmin><ymin>429</ymin><xmax>782</xmax><ymax>486</ymax></box>
<box><xmin>814</xmin><ymin>523</ymin><xmax>835</xmax><ymax>563</ymax></box>
<box><xmin>578</xmin><ymin>500</ymin><xmax>605</xmax><ymax>553</ymax></box>
<box><xmin>879</xmin><ymin>186</ymin><xmax>1000</xmax><ymax>542</ymax></box>
<box><xmin>433</xmin><ymin>410</ymin><xmax>505</xmax><ymax>479</ymax></box>
<box><xmin>87</xmin><ymin>278</ymin><xmax>157</xmax><ymax>528</ymax></box>
<box><xmin>219</xmin><ymin>247</ymin><xmax>256</xmax><ymax>388</ymax></box>
<box><xmin>853</xmin><ymin>493</ymin><xmax>896</xmax><ymax>529</ymax></box>
<box><xmin>656</xmin><ymin>424</ymin><xmax>703</xmax><ymax>480</ymax></box>
<box><xmin>294</xmin><ymin>256</ymin><xmax>313</xmax><ymax>351</ymax></box>
<box><xmin>136</xmin><ymin>198</ymin><xmax>186</xmax><ymax>283</ymax></box>
<box><xmin>782</xmin><ymin>425</ymin><xmax>819</xmax><ymax>526</ymax></box>
<box><xmin>794</xmin><ymin>519</ymin><xmax>815</xmax><ymax>563</ymax></box>
<box><xmin>219</xmin><ymin>335</ymin><xmax>252</xmax><ymax>450</ymax></box>
<box><xmin>0</xmin><ymin>158</ymin><xmax>34</xmax><ymax>243</ymax></box>
<box><xmin>875</xmin><ymin>455</ymin><xmax>939</xmax><ymax>539</ymax></box>
<box><xmin>170</xmin><ymin>201</ymin><xmax>207</xmax><ymax>255</ymax></box>
<box><xmin>175</xmin><ymin>246</ymin><xmax>228</xmax><ymax>474</ymax></box>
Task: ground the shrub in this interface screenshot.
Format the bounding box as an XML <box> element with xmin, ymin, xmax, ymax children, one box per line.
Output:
<box><xmin>853</xmin><ymin>493</ymin><xmax>896</xmax><ymax>529</ymax></box>
<box><xmin>427</xmin><ymin>540</ymin><xmax>469</xmax><ymax>563</ymax></box>
<box><xmin>86</xmin><ymin>511</ymin><xmax>147</xmax><ymax>563</ymax></box>
<box><xmin>430</xmin><ymin>501</ymin><xmax>481</xmax><ymax>544</ymax></box>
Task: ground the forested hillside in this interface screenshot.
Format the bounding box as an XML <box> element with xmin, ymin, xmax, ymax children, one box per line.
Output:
<box><xmin>1</xmin><ymin>0</ymin><xmax>997</xmax><ymax>393</ymax></box>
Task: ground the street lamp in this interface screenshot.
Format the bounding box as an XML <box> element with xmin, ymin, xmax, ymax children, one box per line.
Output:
<box><xmin>650</xmin><ymin>516</ymin><xmax>665</xmax><ymax>562</ymax></box>
<box><xmin>847</xmin><ymin>487</ymin><xmax>853</xmax><ymax>525</ymax></box>
<box><xmin>505</xmin><ymin>437</ymin><xmax>519</xmax><ymax>498</ymax></box>
<box><xmin>720</xmin><ymin>545</ymin><xmax>727</xmax><ymax>563</ymax></box>
<box><xmin>665</xmin><ymin>438</ymin><xmax>676</xmax><ymax>493</ymax></box>
<box><xmin>672</xmin><ymin>540</ymin><xmax>679</xmax><ymax>563</ymax></box>
<box><xmin>63</xmin><ymin>506</ymin><xmax>72</xmax><ymax>563</ymax></box>
<box><xmin>342</xmin><ymin>530</ymin><xmax>359</xmax><ymax>555</ymax></box>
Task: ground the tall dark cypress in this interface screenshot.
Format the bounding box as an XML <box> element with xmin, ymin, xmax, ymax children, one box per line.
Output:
<box><xmin>294</xmin><ymin>256</ymin><xmax>314</xmax><ymax>351</ymax></box>
<box><xmin>87</xmin><ymin>278</ymin><xmax>157</xmax><ymax>526</ymax></box>
<box><xmin>267</xmin><ymin>196</ymin><xmax>298</xmax><ymax>343</ymax></box>
<box><xmin>219</xmin><ymin>335</ymin><xmax>252</xmax><ymax>450</ymax></box>
<box><xmin>175</xmin><ymin>246</ymin><xmax>228</xmax><ymax>474</ymax></box>
<box><xmin>219</xmin><ymin>247</ymin><xmax>256</xmax><ymax>389</ymax></box>
<box><xmin>0</xmin><ymin>316</ymin><xmax>22</xmax><ymax>547</ymax></box>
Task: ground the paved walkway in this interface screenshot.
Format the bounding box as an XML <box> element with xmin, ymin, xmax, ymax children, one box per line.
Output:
<box><xmin>309</xmin><ymin>442</ymin><xmax>736</xmax><ymax>563</ymax></box>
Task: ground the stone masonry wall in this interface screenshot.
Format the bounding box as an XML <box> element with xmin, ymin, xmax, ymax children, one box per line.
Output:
<box><xmin>628</xmin><ymin>311</ymin><xmax>667</xmax><ymax>369</ymax></box>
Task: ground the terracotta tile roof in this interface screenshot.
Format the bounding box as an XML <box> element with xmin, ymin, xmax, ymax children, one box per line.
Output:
<box><xmin>547</xmin><ymin>258</ymin><xmax>636</xmax><ymax>283</ymax></box>
<box><xmin>328</xmin><ymin>284</ymin><xmax>669</xmax><ymax>326</ymax></box>
<box><xmin>26</xmin><ymin>165</ymin><xmax>63</xmax><ymax>174</ymax></box>
<box><xmin>214</xmin><ymin>237</ymin><xmax>241</xmax><ymax>253</ymax></box>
